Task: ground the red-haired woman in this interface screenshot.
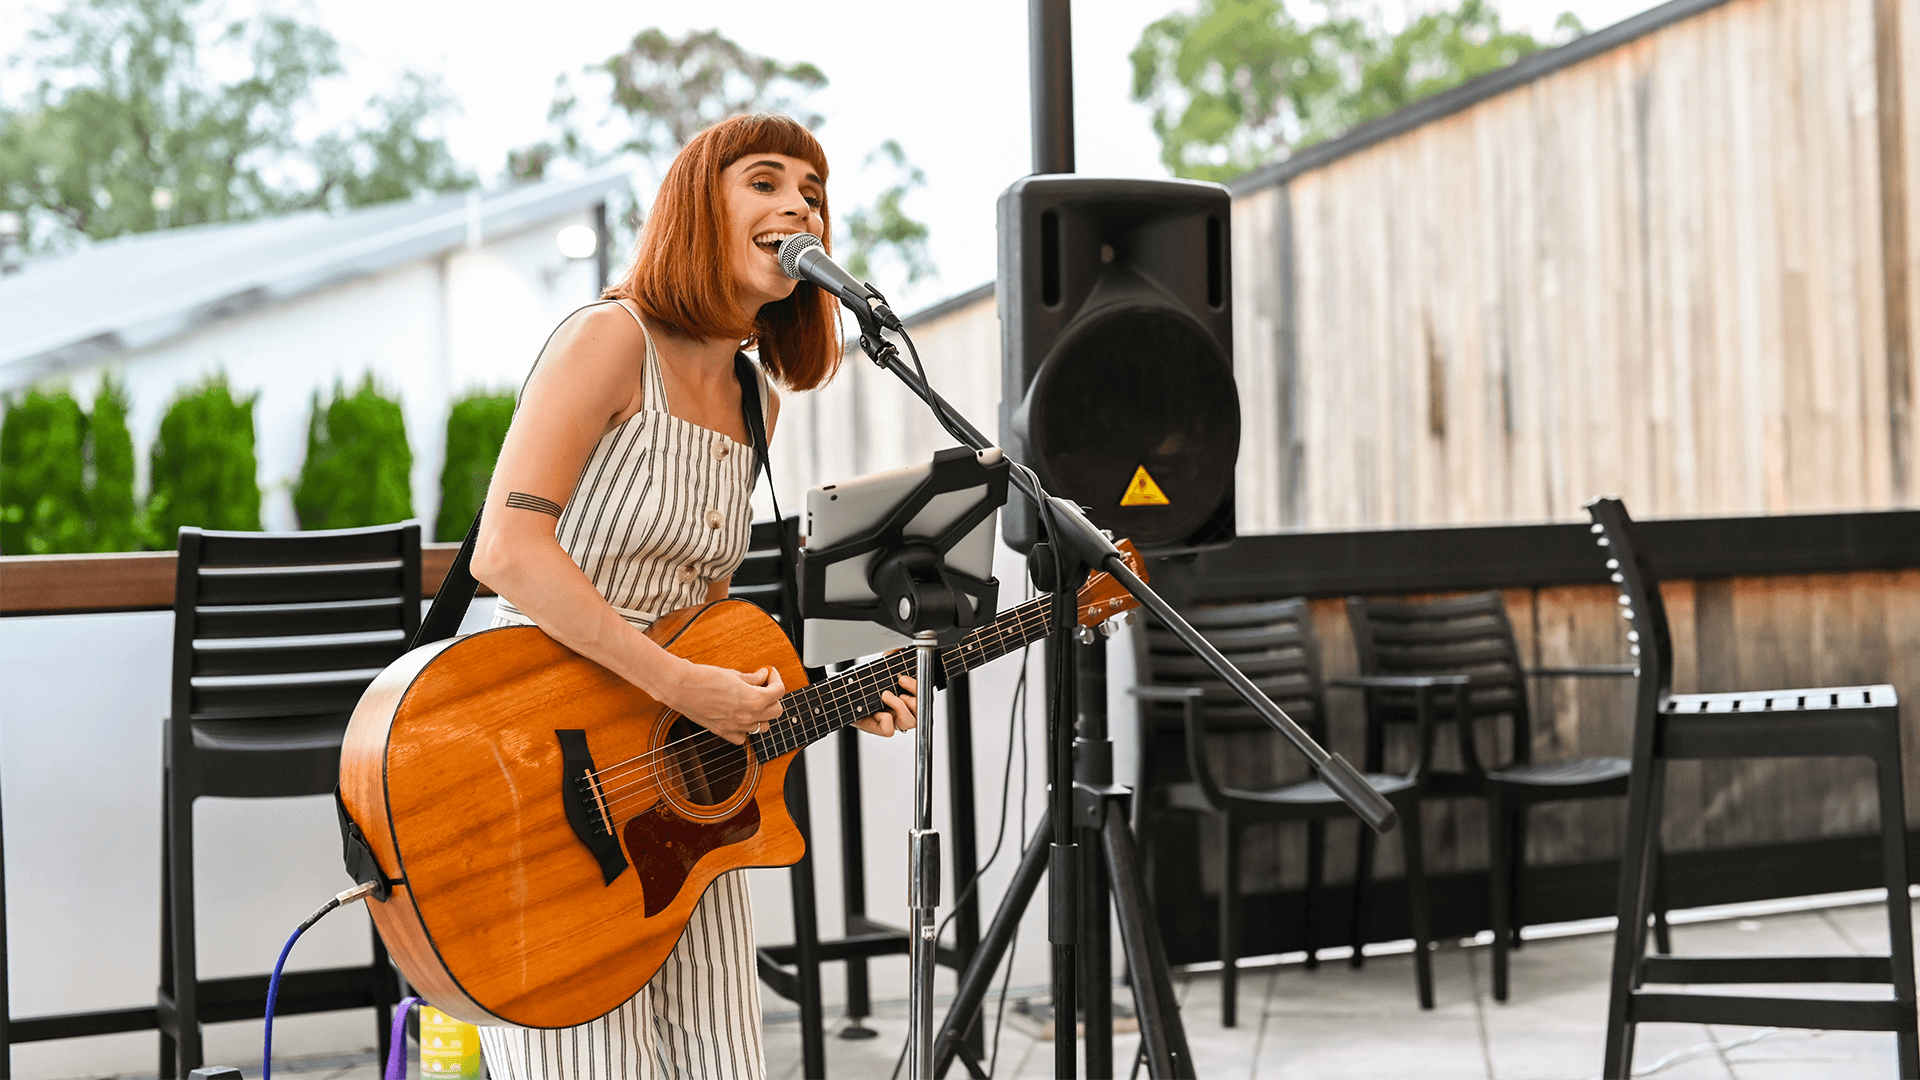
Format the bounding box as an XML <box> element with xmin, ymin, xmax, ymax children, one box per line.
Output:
<box><xmin>471</xmin><ymin>113</ymin><xmax>916</xmax><ymax>1079</ymax></box>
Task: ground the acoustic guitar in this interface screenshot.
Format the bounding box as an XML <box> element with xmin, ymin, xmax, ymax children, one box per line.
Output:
<box><xmin>337</xmin><ymin>543</ymin><xmax>1144</xmax><ymax>1028</ymax></box>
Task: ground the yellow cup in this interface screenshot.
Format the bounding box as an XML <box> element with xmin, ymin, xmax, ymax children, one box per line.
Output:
<box><xmin>419</xmin><ymin>1006</ymin><xmax>484</xmax><ymax>1079</ymax></box>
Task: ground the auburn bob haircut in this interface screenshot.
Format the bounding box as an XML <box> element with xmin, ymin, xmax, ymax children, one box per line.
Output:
<box><xmin>609</xmin><ymin>113</ymin><xmax>841</xmax><ymax>392</ymax></box>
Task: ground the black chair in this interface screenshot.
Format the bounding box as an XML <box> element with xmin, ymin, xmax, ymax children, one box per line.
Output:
<box><xmin>1588</xmin><ymin>496</ymin><xmax>1917</xmax><ymax>1078</ymax></box>
<box><xmin>1344</xmin><ymin>591</ymin><xmax>1658</xmax><ymax>1001</ymax></box>
<box><xmin>160</xmin><ymin>525</ymin><xmax>413</xmax><ymax>1077</ymax></box>
<box><xmin>1133</xmin><ymin>597</ymin><xmax>1462</xmax><ymax>1023</ymax></box>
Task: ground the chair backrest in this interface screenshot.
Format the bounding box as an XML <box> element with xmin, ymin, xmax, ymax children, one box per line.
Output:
<box><xmin>1345</xmin><ymin>591</ymin><xmax>1532</xmax><ymax>767</ymax></box>
<box><xmin>1584</xmin><ymin>497</ymin><xmax>1674</xmax><ymax>711</ymax></box>
<box><xmin>170</xmin><ymin>523</ymin><xmax>422</xmax><ymax>728</ymax></box>
<box><xmin>1137</xmin><ymin>596</ymin><xmax>1328</xmax><ymax>745</ymax></box>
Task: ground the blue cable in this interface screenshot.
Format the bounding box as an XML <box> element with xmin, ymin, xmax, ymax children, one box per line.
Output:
<box><xmin>264</xmin><ymin>883</ymin><xmax>379</xmax><ymax>1080</ymax></box>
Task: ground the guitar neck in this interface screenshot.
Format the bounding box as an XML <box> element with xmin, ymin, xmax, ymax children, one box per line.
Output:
<box><xmin>749</xmin><ymin>594</ymin><xmax>1059</xmax><ymax>759</ymax></box>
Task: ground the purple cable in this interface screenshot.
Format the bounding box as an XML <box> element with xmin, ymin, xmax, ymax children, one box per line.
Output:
<box><xmin>387</xmin><ymin>996</ymin><xmax>422</xmax><ymax>1080</ymax></box>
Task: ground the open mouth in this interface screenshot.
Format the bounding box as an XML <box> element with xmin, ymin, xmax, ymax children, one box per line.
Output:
<box><xmin>753</xmin><ymin>231</ymin><xmax>800</xmax><ymax>257</ymax></box>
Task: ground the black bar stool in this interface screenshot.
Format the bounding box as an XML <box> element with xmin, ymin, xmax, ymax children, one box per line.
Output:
<box><xmin>1587</xmin><ymin>497</ymin><xmax>1917</xmax><ymax>1079</ymax></box>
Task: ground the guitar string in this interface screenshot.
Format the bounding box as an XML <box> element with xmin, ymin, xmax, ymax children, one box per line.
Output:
<box><xmin>578</xmin><ymin>594</ymin><xmax>1057</xmax><ymax>794</ymax></box>
<box><xmin>584</xmin><ymin>602</ymin><xmax>1064</xmax><ymax>825</ymax></box>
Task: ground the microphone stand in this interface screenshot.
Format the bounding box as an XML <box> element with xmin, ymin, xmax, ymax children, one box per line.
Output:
<box><xmin>843</xmin><ymin>306</ymin><xmax>1396</xmax><ymax>1079</ymax></box>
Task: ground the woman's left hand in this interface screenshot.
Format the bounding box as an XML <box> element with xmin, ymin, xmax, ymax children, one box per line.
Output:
<box><xmin>854</xmin><ymin>674</ymin><xmax>917</xmax><ymax>737</ymax></box>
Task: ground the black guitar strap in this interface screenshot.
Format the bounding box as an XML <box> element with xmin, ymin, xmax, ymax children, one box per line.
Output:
<box><xmin>734</xmin><ymin>352</ymin><xmax>803</xmax><ymax>645</ymax></box>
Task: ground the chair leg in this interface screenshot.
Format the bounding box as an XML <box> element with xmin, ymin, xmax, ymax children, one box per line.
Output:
<box><xmin>165</xmin><ymin>780</ymin><xmax>203</xmax><ymax>1077</ymax></box>
<box><xmin>1400</xmin><ymin>796</ymin><xmax>1434</xmax><ymax>1010</ymax></box>
<box><xmin>1218</xmin><ymin>815</ymin><xmax>1239</xmax><ymax>1029</ymax></box>
<box><xmin>1650</xmin><ymin>841</ymin><xmax>1672</xmax><ymax>956</ymax></box>
<box><xmin>1351</xmin><ymin>815</ymin><xmax>1378</xmax><ymax>969</ymax></box>
<box><xmin>1303</xmin><ymin>820</ymin><xmax>1325</xmax><ymax>970</ymax></box>
<box><xmin>1508</xmin><ymin>808</ymin><xmax>1527</xmax><ymax>952</ymax></box>
<box><xmin>1488</xmin><ymin>791</ymin><xmax>1513</xmax><ymax>1003</ymax></box>
<box><xmin>157</xmin><ymin>771</ymin><xmax>176</xmax><ymax>1080</ymax></box>
<box><xmin>370</xmin><ymin>919</ymin><xmax>393</xmax><ymax>1067</ymax></box>
<box><xmin>1874</xmin><ymin>741</ymin><xmax>1919</xmax><ymax>1079</ymax></box>
<box><xmin>1603</xmin><ymin>757</ymin><xmax>1665</xmax><ymax>1079</ymax></box>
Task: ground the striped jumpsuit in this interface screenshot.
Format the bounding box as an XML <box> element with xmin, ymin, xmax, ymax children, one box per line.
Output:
<box><xmin>482</xmin><ymin>299</ymin><xmax>769</xmax><ymax>1080</ymax></box>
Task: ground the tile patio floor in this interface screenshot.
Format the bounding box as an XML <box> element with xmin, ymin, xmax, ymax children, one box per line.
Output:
<box><xmin>274</xmin><ymin>892</ymin><xmax>1910</xmax><ymax>1080</ymax></box>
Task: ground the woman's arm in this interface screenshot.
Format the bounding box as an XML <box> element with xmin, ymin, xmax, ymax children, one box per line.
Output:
<box><xmin>470</xmin><ymin>306</ymin><xmax>783</xmax><ymax>744</ymax></box>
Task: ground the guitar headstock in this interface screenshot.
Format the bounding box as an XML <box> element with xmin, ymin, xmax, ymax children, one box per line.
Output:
<box><xmin>1076</xmin><ymin>540</ymin><xmax>1147</xmax><ymax>628</ymax></box>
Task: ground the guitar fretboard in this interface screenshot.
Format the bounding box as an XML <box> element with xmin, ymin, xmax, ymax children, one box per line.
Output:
<box><xmin>747</xmin><ymin>594</ymin><xmax>1067</xmax><ymax>758</ymax></box>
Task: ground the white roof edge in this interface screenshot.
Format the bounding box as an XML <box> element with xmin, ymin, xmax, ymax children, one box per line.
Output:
<box><xmin>0</xmin><ymin>165</ymin><xmax>633</xmax><ymax>389</ymax></box>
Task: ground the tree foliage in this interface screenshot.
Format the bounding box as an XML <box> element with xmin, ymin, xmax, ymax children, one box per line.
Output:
<box><xmin>510</xmin><ymin>28</ymin><xmax>827</xmax><ymax>183</ymax></box>
<box><xmin>0</xmin><ymin>0</ymin><xmax>474</xmax><ymax>254</ymax></box>
<box><xmin>1131</xmin><ymin>0</ymin><xmax>1576</xmax><ymax>182</ymax></box>
<box><xmin>294</xmin><ymin>375</ymin><xmax>412</xmax><ymax>531</ymax></box>
<box><xmin>84</xmin><ymin>373</ymin><xmax>140</xmax><ymax>551</ymax></box>
<box><xmin>146</xmin><ymin>374</ymin><xmax>260</xmax><ymax>545</ymax></box>
<box><xmin>0</xmin><ymin>375</ymin><xmax>141</xmax><ymax>553</ymax></box>
<box><xmin>436</xmin><ymin>391</ymin><xmax>514</xmax><ymax>542</ymax></box>
<box><xmin>0</xmin><ymin>388</ymin><xmax>88</xmax><ymax>554</ymax></box>
<box><xmin>840</xmin><ymin>140</ymin><xmax>933</xmax><ymax>290</ymax></box>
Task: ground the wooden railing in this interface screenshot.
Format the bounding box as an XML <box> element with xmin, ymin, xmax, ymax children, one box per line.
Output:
<box><xmin>0</xmin><ymin>543</ymin><xmax>489</xmax><ymax>616</ymax></box>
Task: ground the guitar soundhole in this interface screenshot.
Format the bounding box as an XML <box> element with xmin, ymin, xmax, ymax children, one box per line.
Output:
<box><xmin>663</xmin><ymin>717</ymin><xmax>751</xmax><ymax>807</ymax></box>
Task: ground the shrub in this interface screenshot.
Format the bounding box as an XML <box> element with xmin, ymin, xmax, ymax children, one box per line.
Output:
<box><xmin>147</xmin><ymin>375</ymin><xmax>262</xmax><ymax>546</ymax></box>
<box><xmin>435</xmin><ymin>391</ymin><xmax>515</xmax><ymax>541</ymax></box>
<box><xmin>85</xmin><ymin>374</ymin><xmax>141</xmax><ymax>551</ymax></box>
<box><xmin>0</xmin><ymin>388</ymin><xmax>89</xmax><ymax>554</ymax></box>
<box><xmin>295</xmin><ymin>375</ymin><xmax>412</xmax><ymax>530</ymax></box>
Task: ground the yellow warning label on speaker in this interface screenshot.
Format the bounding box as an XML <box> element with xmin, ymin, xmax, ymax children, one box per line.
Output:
<box><xmin>1120</xmin><ymin>466</ymin><xmax>1171</xmax><ymax>507</ymax></box>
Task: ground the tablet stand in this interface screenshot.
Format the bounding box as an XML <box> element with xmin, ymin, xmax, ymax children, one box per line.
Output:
<box><xmin>798</xmin><ymin>447</ymin><xmax>1008</xmax><ymax>1080</ymax></box>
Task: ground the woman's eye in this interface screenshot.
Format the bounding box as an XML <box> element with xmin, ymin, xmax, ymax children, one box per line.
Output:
<box><xmin>804</xmin><ymin>195</ymin><xmax>822</xmax><ymax>209</ymax></box>
<box><xmin>750</xmin><ymin>179</ymin><xmax>776</xmax><ymax>193</ymax></box>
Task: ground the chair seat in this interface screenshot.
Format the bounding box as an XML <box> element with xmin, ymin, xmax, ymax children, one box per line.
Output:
<box><xmin>1163</xmin><ymin>773</ymin><xmax>1417</xmax><ymax>815</ymax></box>
<box><xmin>1486</xmin><ymin>756</ymin><xmax>1631</xmax><ymax>789</ymax></box>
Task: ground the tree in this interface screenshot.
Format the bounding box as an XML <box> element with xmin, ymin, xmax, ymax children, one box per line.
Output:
<box><xmin>145</xmin><ymin>374</ymin><xmax>260</xmax><ymax>545</ymax></box>
<box><xmin>436</xmin><ymin>391</ymin><xmax>515</xmax><ymax>542</ymax></box>
<box><xmin>509</xmin><ymin>28</ymin><xmax>827</xmax><ymax>183</ymax></box>
<box><xmin>84</xmin><ymin>373</ymin><xmax>140</xmax><ymax>551</ymax></box>
<box><xmin>1131</xmin><ymin>0</ymin><xmax>1576</xmax><ymax>182</ymax></box>
<box><xmin>839</xmin><ymin>140</ymin><xmax>934</xmax><ymax>292</ymax></box>
<box><xmin>0</xmin><ymin>388</ymin><xmax>88</xmax><ymax>554</ymax></box>
<box><xmin>294</xmin><ymin>375</ymin><xmax>412</xmax><ymax>531</ymax></box>
<box><xmin>0</xmin><ymin>0</ymin><xmax>473</xmax><ymax>255</ymax></box>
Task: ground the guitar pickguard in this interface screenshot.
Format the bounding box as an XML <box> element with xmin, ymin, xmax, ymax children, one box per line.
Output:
<box><xmin>622</xmin><ymin>800</ymin><xmax>761</xmax><ymax>917</ymax></box>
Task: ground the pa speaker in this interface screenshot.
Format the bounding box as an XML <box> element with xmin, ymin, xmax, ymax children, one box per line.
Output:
<box><xmin>997</xmin><ymin>175</ymin><xmax>1239</xmax><ymax>555</ymax></box>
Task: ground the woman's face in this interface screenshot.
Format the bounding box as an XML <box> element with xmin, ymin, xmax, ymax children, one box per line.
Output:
<box><xmin>720</xmin><ymin>152</ymin><xmax>826</xmax><ymax>314</ymax></box>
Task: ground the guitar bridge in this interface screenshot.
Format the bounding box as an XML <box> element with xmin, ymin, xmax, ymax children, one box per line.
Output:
<box><xmin>556</xmin><ymin>730</ymin><xmax>630</xmax><ymax>886</ymax></box>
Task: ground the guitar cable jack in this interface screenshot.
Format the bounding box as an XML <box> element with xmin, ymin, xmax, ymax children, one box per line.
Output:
<box><xmin>260</xmin><ymin>880</ymin><xmax>387</xmax><ymax>1080</ymax></box>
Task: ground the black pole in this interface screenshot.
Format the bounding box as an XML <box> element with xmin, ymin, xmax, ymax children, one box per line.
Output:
<box><xmin>944</xmin><ymin>671</ymin><xmax>986</xmax><ymax>1062</ymax></box>
<box><xmin>1029</xmin><ymin>0</ymin><xmax>1074</xmax><ymax>175</ymax></box>
<box><xmin>1076</xmin><ymin>635</ymin><xmax>1113</xmax><ymax>1077</ymax></box>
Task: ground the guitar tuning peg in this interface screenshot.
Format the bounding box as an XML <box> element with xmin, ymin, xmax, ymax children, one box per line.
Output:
<box><xmin>1075</xmin><ymin>625</ymin><xmax>1097</xmax><ymax>645</ymax></box>
<box><xmin>1099</xmin><ymin>618</ymin><xmax>1121</xmax><ymax>637</ymax></box>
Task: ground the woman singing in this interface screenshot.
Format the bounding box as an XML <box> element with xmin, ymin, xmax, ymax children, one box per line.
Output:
<box><xmin>470</xmin><ymin>113</ymin><xmax>917</xmax><ymax>1080</ymax></box>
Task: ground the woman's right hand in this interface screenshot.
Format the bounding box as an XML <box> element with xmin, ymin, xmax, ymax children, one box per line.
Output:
<box><xmin>664</xmin><ymin>661</ymin><xmax>785</xmax><ymax>745</ymax></box>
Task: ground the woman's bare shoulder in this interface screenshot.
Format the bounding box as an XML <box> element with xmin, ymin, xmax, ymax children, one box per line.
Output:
<box><xmin>522</xmin><ymin>301</ymin><xmax>650</xmax><ymax>421</ymax></box>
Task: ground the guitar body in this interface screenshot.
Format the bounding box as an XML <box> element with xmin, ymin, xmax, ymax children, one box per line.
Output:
<box><xmin>339</xmin><ymin>598</ymin><xmax>809</xmax><ymax>1029</ymax></box>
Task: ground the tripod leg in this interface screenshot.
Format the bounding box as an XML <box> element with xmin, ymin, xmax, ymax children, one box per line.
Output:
<box><xmin>933</xmin><ymin>811</ymin><xmax>1052</xmax><ymax>1080</ymax></box>
<box><xmin>1103</xmin><ymin>804</ymin><xmax>1196</xmax><ymax>1080</ymax></box>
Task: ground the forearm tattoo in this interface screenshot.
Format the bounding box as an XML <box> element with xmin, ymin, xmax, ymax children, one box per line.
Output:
<box><xmin>505</xmin><ymin>492</ymin><xmax>564</xmax><ymax>517</ymax></box>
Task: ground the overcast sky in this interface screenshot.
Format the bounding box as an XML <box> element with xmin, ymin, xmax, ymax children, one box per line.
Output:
<box><xmin>1</xmin><ymin>0</ymin><xmax>1658</xmax><ymax>313</ymax></box>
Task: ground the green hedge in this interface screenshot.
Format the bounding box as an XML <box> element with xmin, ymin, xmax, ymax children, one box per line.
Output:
<box><xmin>0</xmin><ymin>376</ymin><xmax>142</xmax><ymax>554</ymax></box>
<box><xmin>86</xmin><ymin>375</ymin><xmax>141</xmax><ymax>551</ymax></box>
<box><xmin>295</xmin><ymin>375</ymin><xmax>412</xmax><ymax>530</ymax></box>
<box><xmin>0</xmin><ymin>388</ymin><xmax>88</xmax><ymax>554</ymax></box>
<box><xmin>147</xmin><ymin>375</ymin><xmax>263</xmax><ymax>545</ymax></box>
<box><xmin>436</xmin><ymin>391</ymin><xmax>515</xmax><ymax>541</ymax></box>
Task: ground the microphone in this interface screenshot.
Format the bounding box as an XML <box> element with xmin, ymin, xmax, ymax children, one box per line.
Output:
<box><xmin>778</xmin><ymin>234</ymin><xmax>902</xmax><ymax>331</ymax></box>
